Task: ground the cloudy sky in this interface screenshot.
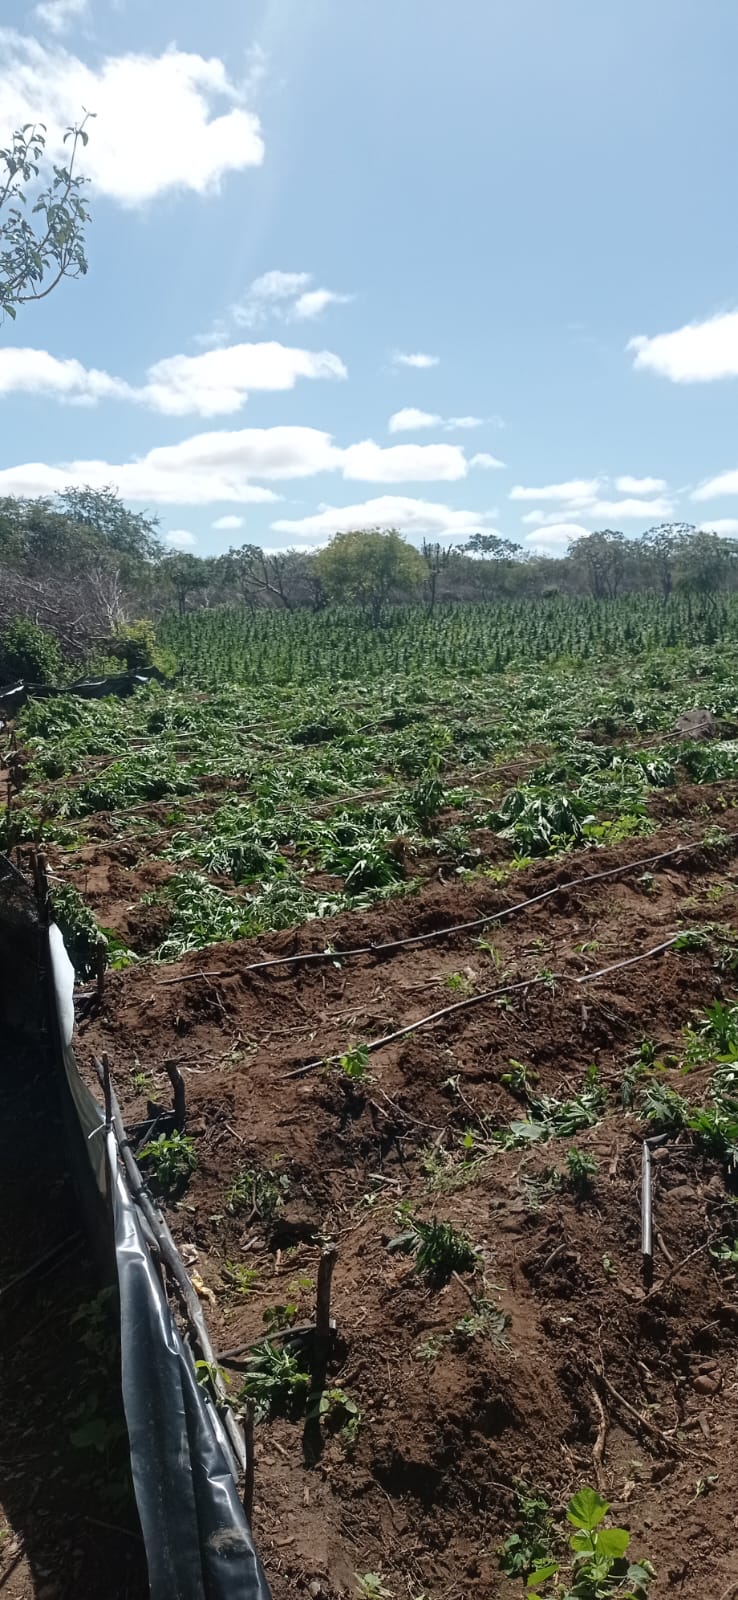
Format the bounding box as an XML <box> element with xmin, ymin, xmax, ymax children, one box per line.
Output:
<box><xmin>2</xmin><ymin>0</ymin><xmax>738</xmax><ymax>557</ymax></box>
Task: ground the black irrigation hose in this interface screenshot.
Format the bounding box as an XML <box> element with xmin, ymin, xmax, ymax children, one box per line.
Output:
<box><xmin>281</xmin><ymin>933</ymin><xmax>687</xmax><ymax>1078</ymax></box>
<box><xmin>158</xmin><ymin>830</ymin><xmax>734</xmax><ymax>988</ymax></box>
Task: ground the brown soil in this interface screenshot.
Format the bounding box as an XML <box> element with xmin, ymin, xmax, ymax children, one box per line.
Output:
<box><xmin>65</xmin><ymin>797</ymin><xmax>738</xmax><ymax>1600</ymax></box>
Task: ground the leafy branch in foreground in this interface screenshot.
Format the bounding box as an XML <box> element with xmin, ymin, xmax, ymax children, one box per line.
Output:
<box><xmin>1</xmin><ymin>115</ymin><xmax>94</xmax><ymax>320</ymax></box>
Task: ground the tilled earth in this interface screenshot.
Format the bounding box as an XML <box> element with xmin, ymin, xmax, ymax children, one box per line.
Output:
<box><xmin>66</xmin><ymin>789</ymin><xmax>738</xmax><ymax>1599</ymax></box>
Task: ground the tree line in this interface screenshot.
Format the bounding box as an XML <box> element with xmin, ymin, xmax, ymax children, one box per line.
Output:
<box><xmin>1</xmin><ymin>488</ymin><xmax>738</xmax><ymax>682</ymax></box>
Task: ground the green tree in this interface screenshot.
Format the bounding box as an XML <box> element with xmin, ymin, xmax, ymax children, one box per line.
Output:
<box><xmin>1</xmin><ymin>117</ymin><xmax>93</xmax><ymax>321</ymax></box>
<box><xmin>162</xmin><ymin>552</ymin><xmax>210</xmax><ymax>617</ymax></box>
<box><xmin>464</xmin><ymin>533</ymin><xmax>522</xmax><ymax>559</ymax></box>
<box><xmin>637</xmin><ymin>523</ymin><xmax>694</xmax><ymax>601</ymax></box>
<box><xmin>0</xmin><ymin>617</ymin><xmax>61</xmax><ymax>683</ymax></box>
<box><xmin>56</xmin><ymin>486</ymin><xmax>160</xmax><ymax>562</ymax></box>
<box><xmin>569</xmin><ymin>530</ymin><xmax>629</xmax><ymax>599</ymax></box>
<box><xmin>676</xmin><ymin>529</ymin><xmax>738</xmax><ymax>593</ymax></box>
<box><xmin>421</xmin><ymin>539</ymin><xmax>457</xmax><ymax>613</ymax></box>
<box><xmin>315</xmin><ymin>529</ymin><xmax>427</xmax><ymax>624</ymax></box>
<box><xmin>221</xmin><ymin>544</ymin><xmax>295</xmax><ymax>609</ymax></box>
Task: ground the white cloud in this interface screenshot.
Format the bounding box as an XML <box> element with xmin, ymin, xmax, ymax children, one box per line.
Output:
<box><xmin>391</xmin><ymin>351</ymin><xmax>440</xmax><ymax>369</ymax></box>
<box><xmin>0</xmin><ymin>425</ymin><xmax>490</xmax><ymax>507</ymax></box>
<box><xmin>271</xmin><ymin>495</ymin><xmax>497</xmax><ymax>541</ymax></box>
<box><xmin>0</xmin><ymin>31</ymin><xmax>264</xmax><ymax>205</ymax></box>
<box><xmin>693</xmin><ymin>469</ymin><xmax>738</xmax><ymax>502</ymax></box>
<box><xmin>628</xmin><ymin>311</ymin><xmax>738</xmax><ymax>383</ymax></box>
<box><xmin>615</xmin><ymin>475</ymin><xmax>667</xmax><ymax>494</ymax></box>
<box><xmin>165</xmin><ymin>529</ymin><xmax>197</xmax><ymax>550</ymax></box>
<box><xmin>523</xmin><ymin>524</ymin><xmax>589</xmax><ymax>555</ymax></box>
<box><xmin>388</xmin><ymin>408</ymin><xmax>442</xmax><ymax>433</ymax></box>
<box><xmin>698</xmin><ymin>519</ymin><xmax>738</xmax><ymax>535</ymax></box>
<box><xmin>0</xmin><ymin>342</ymin><xmax>347</xmax><ymax>417</ymax></box>
<box><xmin>470</xmin><ymin>452</ymin><xmax>505</xmax><ymax>470</ymax></box>
<box><xmin>212</xmin><ymin>514</ymin><xmax>244</xmax><ymax>530</ymax></box>
<box><xmin>34</xmin><ymin>0</ymin><xmax>87</xmax><ymax>33</ymax></box>
<box><xmin>388</xmin><ymin>409</ymin><xmax>492</xmax><ymax>437</ymax></box>
<box><xmin>341</xmin><ymin>441</ymin><xmax>468</xmax><ymax>483</ymax></box>
<box><xmin>231</xmin><ymin>270</ymin><xmax>352</xmax><ymax>330</ymax></box>
<box><xmin>0</xmin><ymin>348</ymin><xmax>132</xmax><ymax>404</ymax></box>
<box><xmin>0</xmin><ymin>427</ymin><xmax>339</xmax><ymax>505</ymax></box>
<box><xmin>584</xmin><ymin>496</ymin><xmax>673</xmax><ymax>520</ymax></box>
<box><xmin>293</xmin><ymin>288</ymin><xmax>353</xmax><ymax>319</ymax></box>
<box><xmin>141</xmin><ymin>343</ymin><xmax>347</xmax><ymax>416</ymax></box>
<box><xmin>510</xmin><ymin>479</ymin><xmax>601</xmax><ymax>504</ymax></box>
<box><xmin>512</xmin><ymin>478</ymin><xmax>672</xmax><ymax>522</ymax></box>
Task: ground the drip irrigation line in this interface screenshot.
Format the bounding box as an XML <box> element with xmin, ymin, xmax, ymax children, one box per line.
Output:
<box><xmin>282</xmin><ymin>932</ymin><xmax>685</xmax><ymax>1078</ymax></box>
<box><xmin>160</xmin><ymin>831</ymin><xmax>731</xmax><ymax>989</ymax></box>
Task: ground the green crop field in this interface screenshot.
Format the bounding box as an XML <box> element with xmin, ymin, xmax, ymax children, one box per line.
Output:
<box><xmin>7</xmin><ymin>597</ymin><xmax>738</xmax><ymax>976</ymax></box>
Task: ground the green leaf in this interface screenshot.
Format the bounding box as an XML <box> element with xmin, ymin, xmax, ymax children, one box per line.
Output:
<box><xmin>566</xmin><ymin>1487</ymin><xmax>610</xmax><ymax>1531</ymax></box>
<box><xmin>526</xmin><ymin>1564</ymin><xmax>557</xmax><ymax>1589</ymax></box>
<box><xmin>596</xmin><ymin>1526</ymin><xmax>631</xmax><ymax>1560</ymax></box>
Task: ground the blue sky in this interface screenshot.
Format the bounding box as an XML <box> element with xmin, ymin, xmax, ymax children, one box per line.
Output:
<box><xmin>2</xmin><ymin>0</ymin><xmax>738</xmax><ymax>557</ymax></box>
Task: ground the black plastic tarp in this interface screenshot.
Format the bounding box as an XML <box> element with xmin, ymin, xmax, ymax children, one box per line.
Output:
<box><xmin>44</xmin><ymin>914</ymin><xmax>272</xmax><ymax>1600</ymax></box>
<box><xmin>0</xmin><ymin>667</ymin><xmax>169</xmax><ymax>713</ymax></box>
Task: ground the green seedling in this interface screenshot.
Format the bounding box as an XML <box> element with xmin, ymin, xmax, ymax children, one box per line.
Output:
<box><xmin>566</xmin><ymin>1147</ymin><xmax>598</xmax><ymax>1194</ymax></box>
<box><xmin>444</xmin><ymin>971</ymin><xmax>473</xmax><ymax>995</ymax></box>
<box><xmin>337</xmin><ymin>1042</ymin><xmax>371</xmax><ymax>1081</ymax></box>
<box><xmin>526</xmin><ymin>1486</ymin><xmax>654</xmax><ymax>1597</ymax></box>
<box><xmin>263</xmin><ymin>1301</ymin><xmax>298</xmax><ymax>1333</ymax></box>
<box><xmin>710</xmin><ymin>1237</ymin><xmax>738</xmax><ymax>1265</ymax></box>
<box><xmin>355</xmin><ymin>1575</ymin><xmax>394</xmax><ymax>1599</ymax></box>
<box><xmin>389</xmin><ymin>1214</ymin><xmax>479</xmax><ymax>1283</ymax></box>
<box><xmin>221</xmin><ymin>1262</ymin><xmax>260</xmax><ymax>1296</ymax></box>
<box><xmin>415</xmin><ymin>1337</ymin><xmax>442</xmax><ymax>1364</ymax></box>
<box><xmin>238</xmin><ymin>1341</ymin><xmax>310</xmax><ymax>1421</ymax></box>
<box><xmin>498</xmin><ymin>1482</ymin><xmax>553</xmax><ymax>1581</ymax></box>
<box><xmin>451</xmin><ymin>1298</ymin><xmax>509</xmax><ymax>1348</ymax></box>
<box><xmin>225</xmin><ymin>1162</ymin><xmax>290</xmax><ymax>1219</ymax></box>
<box><xmin>307</xmin><ymin>1387</ymin><xmax>361</xmax><ymax>1449</ymax></box>
<box><xmin>139</xmin><ymin>1130</ymin><xmax>197</xmax><ymax>1195</ymax></box>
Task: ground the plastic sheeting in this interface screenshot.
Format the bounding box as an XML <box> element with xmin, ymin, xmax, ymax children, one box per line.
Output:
<box><xmin>0</xmin><ymin>667</ymin><xmax>169</xmax><ymax>713</ymax></box>
<box><xmin>46</xmin><ymin>921</ymin><xmax>272</xmax><ymax>1600</ymax></box>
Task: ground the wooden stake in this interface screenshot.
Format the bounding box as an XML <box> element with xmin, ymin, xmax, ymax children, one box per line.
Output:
<box><xmin>315</xmin><ymin>1245</ymin><xmax>337</xmax><ymax>1345</ymax></box>
<box><xmin>163</xmin><ymin>1060</ymin><xmax>186</xmax><ymax>1129</ymax></box>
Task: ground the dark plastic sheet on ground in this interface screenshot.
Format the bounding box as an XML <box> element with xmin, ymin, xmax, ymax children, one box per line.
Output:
<box><xmin>1</xmin><ymin>852</ymin><xmax>270</xmax><ymax>1600</ymax></box>
<box><xmin>0</xmin><ymin>667</ymin><xmax>168</xmax><ymax>713</ymax></box>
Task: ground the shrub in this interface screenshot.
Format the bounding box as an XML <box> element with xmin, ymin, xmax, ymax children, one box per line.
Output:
<box><xmin>0</xmin><ymin>618</ymin><xmax>62</xmax><ymax>684</ymax></box>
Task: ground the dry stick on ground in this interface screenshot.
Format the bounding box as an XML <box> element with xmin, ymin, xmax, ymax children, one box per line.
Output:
<box><xmin>645</xmin><ymin>1232</ymin><xmax>721</xmax><ymax>1299</ymax></box>
<box><xmin>155</xmin><ymin>835</ymin><xmax>721</xmax><ymax>988</ymax></box>
<box><xmin>591</xmin><ymin>1368</ymin><xmax>680</xmax><ymax>1455</ymax></box>
<box><xmin>282</xmin><ymin>934</ymin><xmax>685</xmax><ymax>1079</ymax></box>
<box><xmin>589</xmin><ymin>1382</ymin><xmax>608</xmax><ymax>1490</ymax></box>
